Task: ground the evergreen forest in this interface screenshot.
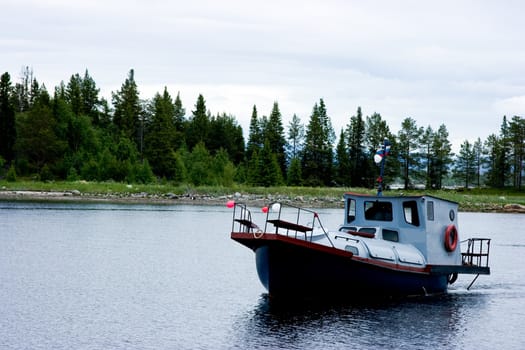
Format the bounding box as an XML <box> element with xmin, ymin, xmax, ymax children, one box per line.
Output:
<box><xmin>0</xmin><ymin>68</ymin><xmax>524</xmax><ymax>191</ymax></box>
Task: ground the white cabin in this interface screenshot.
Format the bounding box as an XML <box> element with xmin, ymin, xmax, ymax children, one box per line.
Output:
<box><xmin>341</xmin><ymin>193</ymin><xmax>462</xmax><ymax>266</ymax></box>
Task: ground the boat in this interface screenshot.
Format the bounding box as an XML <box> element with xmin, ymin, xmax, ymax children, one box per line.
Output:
<box><xmin>228</xmin><ymin>140</ymin><xmax>491</xmax><ymax>299</ymax></box>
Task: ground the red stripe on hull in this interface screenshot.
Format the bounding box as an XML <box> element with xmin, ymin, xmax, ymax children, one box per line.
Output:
<box><xmin>231</xmin><ymin>232</ymin><xmax>429</xmax><ymax>274</ymax></box>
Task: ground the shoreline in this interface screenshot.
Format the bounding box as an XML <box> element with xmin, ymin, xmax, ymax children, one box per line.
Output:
<box><xmin>1</xmin><ymin>189</ymin><xmax>525</xmax><ymax>213</ymax></box>
<box><xmin>0</xmin><ymin>189</ymin><xmax>344</xmax><ymax>208</ymax></box>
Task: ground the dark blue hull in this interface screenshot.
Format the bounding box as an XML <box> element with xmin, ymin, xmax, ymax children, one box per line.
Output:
<box><xmin>238</xmin><ymin>234</ymin><xmax>448</xmax><ymax>298</ymax></box>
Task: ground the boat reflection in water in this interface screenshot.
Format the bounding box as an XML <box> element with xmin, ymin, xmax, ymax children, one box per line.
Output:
<box><xmin>234</xmin><ymin>291</ymin><xmax>488</xmax><ymax>349</ymax></box>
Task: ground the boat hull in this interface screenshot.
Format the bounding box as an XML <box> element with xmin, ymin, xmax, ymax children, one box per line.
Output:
<box><xmin>233</xmin><ymin>233</ymin><xmax>448</xmax><ymax>298</ymax></box>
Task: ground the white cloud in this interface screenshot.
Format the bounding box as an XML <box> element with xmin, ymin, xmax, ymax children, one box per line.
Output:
<box><xmin>3</xmin><ymin>0</ymin><xmax>525</xmax><ymax>152</ymax></box>
<box><xmin>493</xmin><ymin>96</ymin><xmax>525</xmax><ymax>118</ymax></box>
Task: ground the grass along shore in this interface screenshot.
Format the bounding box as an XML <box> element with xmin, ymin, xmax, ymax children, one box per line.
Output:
<box><xmin>1</xmin><ymin>180</ymin><xmax>524</xmax><ymax>213</ymax></box>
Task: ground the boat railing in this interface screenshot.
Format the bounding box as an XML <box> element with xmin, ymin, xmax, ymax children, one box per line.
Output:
<box><xmin>461</xmin><ymin>238</ymin><xmax>491</xmax><ymax>268</ymax></box>
<box><xmin>231</xmin><ymin>203</ymin><xmax>260</xmax><ymax>233</ymax></box>
<box><xmin>263</xmin><ymin>202</ymin><xmax>334</xmax><ymax>247</ymax></box>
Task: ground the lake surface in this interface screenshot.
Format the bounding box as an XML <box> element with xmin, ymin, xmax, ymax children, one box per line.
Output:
<box><xmin>1</xmin><ymin>201</ymin><xmax>524</xmax><ymax>349</ymax></box>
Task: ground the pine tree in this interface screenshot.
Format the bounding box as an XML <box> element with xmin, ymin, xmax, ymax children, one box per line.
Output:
<box><xmin>317</xmin><ymin>99</ymin><xmax>334</xmax><ymax>185</ymax></box>
<box><xmin>246</xmin><ymin>105</ymin><xmax>263</xmax><ymax>157</ymax></box>
<box><xmin>484</xmin><ymin>133</ymin><xmax>505</xmax><ymax>188</ymax></box>
<box><xmin>97</xmin><ymin>136</ymin><xmax>140</xmax><ymax>182</ymax></box>
<box><xmin>432</xmin><ymin>124</ymin><xmax>453</xmax><ymax>189</ymax></box>
<box><xmin>398</xmin><ymin>117</ymin><xmax>423</xmax><ymax>189</ymax></box>
<box><xmin>208</xmin><ymin>113</ymin><xmax>245</xmax><ymax>164</ymax></box>
<box><xmin>301</xmin><ymin>103</ymin><xmax>323</xmax><ymax>186</ymax></box>
<box><xmin>112</xmin><ymin>69</ymin><xmax>142</xmax><ymax>149</ymax></box>
<box><xmin>455</xmin><ymin>140</ymin><xmax>476</xmax><ymax>188</ymax></box>
<box><xmin>472</xmin><ymin>137</ymin><xmax>484</xmax><ymax>188</ymax></box>
<box><xmin>365</xmin><ymin>112</ymin><xmax>395</xmax><ymax>187</ymax></box>
<box><xmin>508</xmin><ymin>116</ymin><xmax>525</xmax><ymax>190</ymax></box>
<box><xmin>98</xmin><ymin>97</ymin><xmax>112</xmax><ymax>129</ymax></box>
<box><xmin>54</xmin><ymin>87</ymin><xmax>77</xmax><ymax>151</ymax></box>
<box><xmin>144</xmin><ymin>87</ymin><xmax>177</xmax><ymax>178</ymax></box>
<box><xmin>499</xmin><ymin>116</ymin><xmax>512</xmax><ymax>187</ymax></box>
<box><xmin>265</xmin><ymin>101</ymin><xmax>287</xmax><ymax>177</ymax></box>
<box><xmin>287</xmin><ymin>157</ymin><xmax>302</xmax><ymax>186</ymax></box>
<box><xmin>286</xmin><ymin>113</ymin><xmax>304</xmax><ymax>186</ymax></box>
<box><xmin>51</xmin><ymin>90</ymin><xmax>100</xmax><ymax>178</ymax></box>
<box><xmin>13</xmin><ymin>66</ymin><xmax>34</xmax><ymax>112</ymax></box>
<box><xmin>347</xmin><ymin>107</ymin><xmax>366</xmax><ymax>187</ymax></box>
<box><xmin>421</xmin><ymin>125</ymin><xmax>453</xmax><ymax>189</ymax></box>
<box><xmin>301</xmin><ymin>100</ymin><xmax>335</xmax><ymax>186</ymax></box>
<box><xmin>81</xmin><ymin>70</ymin><xmax>101</xmax><ymax>124</ymax></box>
<box><xmin>29</xmin><ymin>78</ymin><xmax>41</xmax><ymax>108</ymax></box>
<box><xmin>15</xmin><ymin>88</ymin><xmax>67</xmax><ymax>174</ymax></box>
<box><xmin>365</xmin><ymin>113</ymin><xmax>392</xmax><ymax>153</ymax></box>
<box><xmin>421</xmin><ymin>126</ymin><xmax>435</xmax><ymax>189</ymax></box>
<box><xmin>334</xmin><ymin>129</ymin><xmax>350</xmax><ymax>186</ymax></box>
<box><xmin>259</xmin><ymin>139</ymin><xmax>284</xmax><ymax>186</ymax></box>
<box><xmin>0</xmin><ymin>72</ymin><xmax>16</xmax><ymax>162</ymax></box>
<box><xmin>246</xmin><ymin>148</ymin><xmax>261</xmax><ymax>186</ymax></box>
<box><xmin>287</xmin><ymin>113</ymin><xmax>304</xmax><ymax>159</ymax></box>
<box><xmin>185</xmin><ymin>94</ymin><xmax>209</xmax><ymax>150</ymax></box>
<box><xmin>65</xmin><ymin>73</ymin><xmax>83</xmax><ymax>116</ymax></box>
<box><xmin>173</xmin><ymin>92</ymin><xmax>186</xmax><ymax>150</ymax></box>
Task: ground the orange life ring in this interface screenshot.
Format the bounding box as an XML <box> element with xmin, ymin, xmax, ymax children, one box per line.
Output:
<box><xmin>444</xmin><ymin>224</ymin><xmax>458</xmax><ymax>252</ymax></box>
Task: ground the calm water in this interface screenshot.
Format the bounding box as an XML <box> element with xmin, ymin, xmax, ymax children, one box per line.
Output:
<box><xmin>0</xmin><ymin>201</ymin><xmax>524</xmax><ymax>349</ymax></box>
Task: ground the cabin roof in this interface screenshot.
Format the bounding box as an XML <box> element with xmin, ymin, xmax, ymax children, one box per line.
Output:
<box><xmin>343</xmin><ymin>192</ymin><xmax>458</xmax><ymax>206</ymax></box>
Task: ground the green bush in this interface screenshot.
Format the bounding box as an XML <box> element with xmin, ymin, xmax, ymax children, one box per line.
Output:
<box><xmin>80</xmin><ymin>158</ymin><xmax>100</xmax><ymax>181</ymax></box>
<box><xmin>40</xmin><ymin>165</ymin><xmax>53</xmax><ymax>182</ymax></box>
<box><xmin>67</xmin><ymin>167</ymin><xmax>80</xmax><ymax>181</ymax></box>
<box><xmin>132</xmin><ymin>160</ymin><xmax>155</xmax><ymax>184</ymax></box>
<box><xmin>6</xmin><ymin>164</ymin><xmax>17</xmax><ymax>182</ymax></box>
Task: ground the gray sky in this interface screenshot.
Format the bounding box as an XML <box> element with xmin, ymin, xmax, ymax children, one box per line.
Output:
<box><xmin>3</xmin><ymin>0</ymin><xmax>525</xmax><ymax>151</ymax></box>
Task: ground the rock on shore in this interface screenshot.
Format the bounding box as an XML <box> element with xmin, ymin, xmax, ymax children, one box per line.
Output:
<box><xmin>0</xmin><ymin>189</ymin><xmax>344</xmax><ymax>208</ymax></box>
<box><xmin>1</xmin><ymin>189</ymin><xmax>524</xmax><ymax>212</ymax></box>
<box><xmin>503</xmin><ymin>203</ymin><xmax>525</xmax><ymax>213</ymax></box>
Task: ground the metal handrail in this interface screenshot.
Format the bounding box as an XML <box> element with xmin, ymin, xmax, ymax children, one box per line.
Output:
<box><xmin>461</xmin><ymin>238</ymin><xmax>491</xmax><ymax>268</ymax></box>
<box><xmin>232</xmin><ymin>203</ymin><xmax>258</xmax><ymax>233</ymax></box>
<box><xmin>263</xmin><ymin>202</ymin><xmax>334</xmax><ymax>247</ymax></box>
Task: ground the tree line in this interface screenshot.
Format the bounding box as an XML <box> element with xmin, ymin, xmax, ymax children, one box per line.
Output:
<box><xmin>0</xmin><ymin>68</ymin><xmax>524</xmax><ymax>190</ymax></box>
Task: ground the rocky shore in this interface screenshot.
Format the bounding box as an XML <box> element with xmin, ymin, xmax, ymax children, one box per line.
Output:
<box><xmin>1</xmin><ymin>189</ymin><xmax>524</xmax><ymax>213</ymax></box>
<box><xmin>0</xmin><ymin>189</ymin><xmax>345</xmax><ymax>208</ymax></box>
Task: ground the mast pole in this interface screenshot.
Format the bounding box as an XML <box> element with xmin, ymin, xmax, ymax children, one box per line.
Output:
<box><xmin>377</xmin><ymin>138</ymin><xmax>391</xmax><ymax>196</ymax></box>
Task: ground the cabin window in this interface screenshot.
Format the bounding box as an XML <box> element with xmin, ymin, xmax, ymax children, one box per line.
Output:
<box><xmin>359</xmin><ymin>227</ymin><xmax>376</xmax><ymax>234</ymax></box>
<box><xmin>364</xmin><ymin>201</ymin><xmax>393</xmax><ymax>221</ymax></box>
<box><xmin>347</xmin><ymin>198</ymin><xmax>356</xmax><ymax>223</ymax></box>
<box><xmin>403</xmin><ymin>201</ymin><xmax>420</xmax><ymax>226</ymax></box>
<box><xmin>382</xmin><ymin>229</ymin><xmax>399</xmax><ymax>242</ymax></box>
<box><xmin>427</xmin><ymin>201</ymin><xmax>434</xmax><ymax>221</ymax></box>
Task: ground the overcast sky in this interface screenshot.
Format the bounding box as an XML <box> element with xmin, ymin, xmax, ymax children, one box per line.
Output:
<box><xmin>3</xmin><ymin>0</ymin><xmax>525</xmax><ymax>151</ymax></box>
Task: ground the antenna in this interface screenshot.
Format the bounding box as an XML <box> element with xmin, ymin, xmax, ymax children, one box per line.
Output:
<box><xmin>375</xmin><ymin>138</ymin><xmax>391</xmax><ymax>196</ymax></box>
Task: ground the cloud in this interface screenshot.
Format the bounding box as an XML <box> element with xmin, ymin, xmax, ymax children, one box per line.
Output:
<box><xmin>3</xmin><ymin>0</ymin><xmax>525</xmax><ymax>153</ymax></box>
<box><xmin>493</xmin><ymin>96</ymin><xmax>525</xmax><ymax>118</ymax></box>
